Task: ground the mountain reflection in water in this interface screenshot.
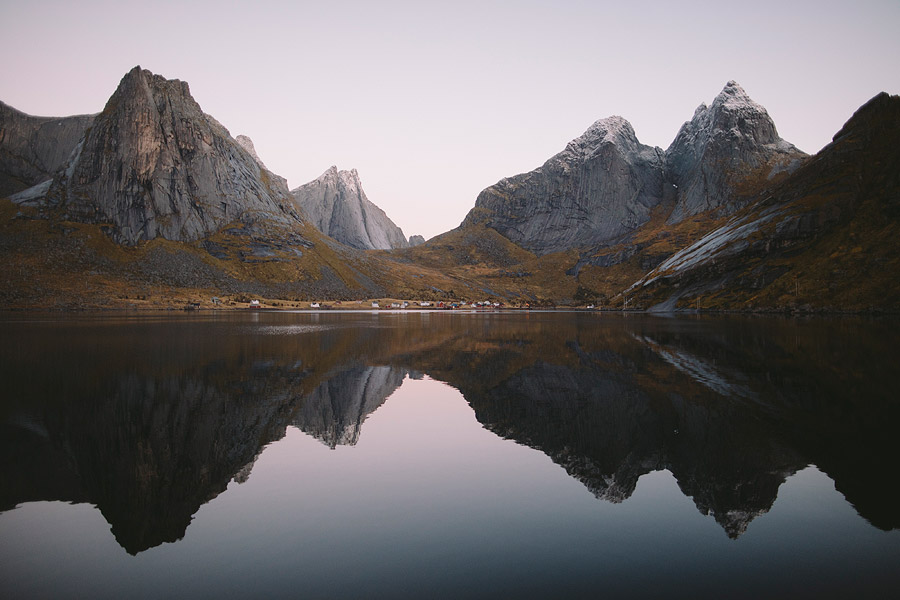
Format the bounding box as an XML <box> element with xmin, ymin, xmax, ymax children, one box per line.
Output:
<box><xmin>0</xmin><ymin>312</ymin><xmax>897</xmax><ymax>556</ymax></box>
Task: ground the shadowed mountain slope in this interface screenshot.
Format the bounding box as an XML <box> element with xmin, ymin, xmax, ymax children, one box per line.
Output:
<box><xmin>0</xmin><ymin>100</ymin><xmax>94</xmax><ymax>197</ymax></box>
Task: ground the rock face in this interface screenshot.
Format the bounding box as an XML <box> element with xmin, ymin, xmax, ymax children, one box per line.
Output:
<box><xmin>464</xmin><ymin>82</ymin><xmax>805</xmax><ymax>256</ymax></box>
<box><xmin>467</xmin><ymin>116</ymin><xmax>668</xmax><ymax>255</ymax></box>
<box><xmin>408</xmin><ymin>234</ymin><xmax>426</xmax><ymax>247</ymax></box>
<box><xmin>665</xmin><ymin>81</ymin><xmax>805</xmax><ymax>222</ymax></box>
<box><xmin>235</xmin><ymin>134</ymin><xmax>289</xmax><ymax>195</ymax></box>
<box><xmin>25</xmin><ymin>66</ymin><xmax>302</xmax><ymax>245</ymax></box>
<box><xmin>291</xmin><ymin>166</ymin><xmax>409</xmax><ymax>250</ymax></box>
<box><xmin>631</xmin><ymin>92</ymin><xmax>900</xmax><ymax>312</ymax></box>
<box><xmin>0</xmin><ymin>100</ymin><xmax>94</xmax><ymax>197</ymax></box>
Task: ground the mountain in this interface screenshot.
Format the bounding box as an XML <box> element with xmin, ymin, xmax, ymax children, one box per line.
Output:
<box><xmin>666</xmin><ymin>81</ymin><xmax>806</xmax><ymax>222</ymax></box>
<box><xmin>466</xmin><ymin>116</ymin><xmax>668</xmax><ymax>256</ymax></box>
<box><xmin>629</xmin><ymin>91</ymin><xmax>900</xmax><ymax>312</ymax></box>
<box><xmin>0</xmin><ymin>66</ymin><xmax>415</xmax><ymax>306</ymax></box>
<box><xmin>1</xmin><ymin>68</ymin><xmax>897</xmax><ymax>311</ymax></box>
<box><xmin>291</xmin><ymin>166</ymin><xmax>409</xmax><ymax>250</ymax></box>
<box><xmin>13</xmin><ymin>66</ymin><xmax>303</xmax><ymax>246</ymax></box>
<box><xmin>462</xmin><ymin>82</ymin><xmax>805</xmax><ymax>259</ymax></box>
<box><xmin>0</xmin><ymin>100</ymin><xmax>94</xmax><ymax>197</ymax></box>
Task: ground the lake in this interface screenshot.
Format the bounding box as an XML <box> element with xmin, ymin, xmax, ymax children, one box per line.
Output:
<box><xmin>1</xmin><ymin>311</ymin><xmax>898</xmax><ymax>599</ymax></box>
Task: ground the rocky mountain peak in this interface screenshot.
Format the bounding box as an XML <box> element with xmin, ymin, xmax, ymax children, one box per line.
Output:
<box><xmin>290</xmin><ymin>167</ymin><xmax>409</xmax><ymax>250</ymax></box>
<box><xmin>235</xmin><ymin>135</ymin><xmax>266</xmax><ymax>169</ymax></box>
<box><xmin>28</xmin><ymin>66</ymin><xmax>301</xmax><ymax>245</ymax></box>
<box><xmin>714</xmin><ymin>80</ymin><xmax>757</xmax><ymax>108</ymax></box>
<box><xmin>673</xmin><ymin>81</ymin><xmax>782</xmax><ymax>152</ymax></box>
<box><xmin>466</xmin><ymin>115</ymin><xmax>667</xmax><ymax>255</ymax></box>
<box><xmin>564</xmin><ymin>116</ymin><xmax>641</xmax><ymax>157</ymax></box>
<box><xmin>463</xmin><ymin>81</ymin><xmax>807</xmax><ymax>256</ymax></box>
<box><xmin>235</xmin><ymin>134</ymin><xmax>289</xmax><ymax>195</ymax></box>
<box><xmin>665</xmin><ymin>81</ymin><xmax>805</xmax><ymax>222</ymax></box>
<box><xmin>109</xmin><ymin>66</ymin><xmax>195</xmax><ymax>120</ymax></box>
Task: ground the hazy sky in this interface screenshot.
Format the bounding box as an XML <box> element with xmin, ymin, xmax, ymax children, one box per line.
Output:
<box><xmin>2</xmin><ymin>0</ymin><xmax>898</xmax><ymax>240</ymax></box>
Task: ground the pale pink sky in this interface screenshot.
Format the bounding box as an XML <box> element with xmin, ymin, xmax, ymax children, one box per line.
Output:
<box><xmin>2</xmin><ymin>0</ymin><xmax>898</xmax><ymax>240</ymax></box>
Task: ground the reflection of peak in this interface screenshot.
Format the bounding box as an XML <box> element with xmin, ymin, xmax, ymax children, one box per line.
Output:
<box><xmin>685</xmin><ymin>464</ymin><xmax>800</xmax><ymax>539</ymax></box>
<box><xmin>294</xmin><ymin>365</ymin><xmax>407</xmax><ymax>448</ymax></box>
<box><xmin>233</xmin><ymin>451</ymin><xmax>263</xmax><ymax>484</ymax></box>
<box><xmin>459</xmin><ymin>353</ymin><xmax>804</xmax><ymax>538</ymax></box>
<box><xmin>558</xmin><ymin>451</ymin><xmax>658</xmax><ymax>503</ymax></box>
<box><xmin>714</xmin><ymin>508</ymin><xmax>769</xmax><ymax>539</ymax></box>
<box><xmin>0</xmin><ymin>353</ymin><xmax>309</xmax><ymax>555</ymax></box>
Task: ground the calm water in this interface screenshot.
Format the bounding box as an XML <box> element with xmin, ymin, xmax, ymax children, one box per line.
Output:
<box><xmin>0</xmin><ymin>311</ymin><xmax>898</xmax><ymax>599</ymax></box>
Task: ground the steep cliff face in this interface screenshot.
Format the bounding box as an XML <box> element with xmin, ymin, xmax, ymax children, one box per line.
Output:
<box><xmin>665</xmin><ymin>81</ymin><xmax>805</xmax><ymax>222</ymax></box>
<box><xmin>26</xmin><ymin>67</ymin><xmax>302</xmax><ymax>245</ymax></box>
<box><xmin>0</xmin><ymin>100</ymin><xmax>94</xmax><ymax>197</ymax></box>
<box><xmin>464</xmin><ymin>82</ymin><xmax>805</xmax><ymax>257</ymax></box>
<box><xmin>234</xmin><ymin>134</ymin><xmax>290</xmax><ymax>195</ymax></box>
<box><xmin>291</xmin><ymin>166</ymin><xmax>409</xmax><ymax>250</ymax></box>
<box><xmin>467</xmin><ymin>116</ymin><xmax>668</xmax><ymax>256</ymax></box>
<box><xmin>630</xmin><ymin>92</ymin><xmax>900</xmax><ymax>312</ymax></box>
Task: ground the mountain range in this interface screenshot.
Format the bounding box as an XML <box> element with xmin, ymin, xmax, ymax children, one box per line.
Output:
<box><xmin>1</xmin><ymin>66</ymin><xmax>897</xmax><ymax>311</ymax></box>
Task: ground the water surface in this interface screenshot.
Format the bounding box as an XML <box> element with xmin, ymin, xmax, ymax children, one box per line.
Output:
<box><xmin>1</xmin><ymin>311</ymin><xmax>898</xmax><ymax>598</ymax></box>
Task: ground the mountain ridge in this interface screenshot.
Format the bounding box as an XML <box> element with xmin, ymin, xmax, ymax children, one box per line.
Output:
<box><xmin>463</xmin><ymin>81</ymin><xmax>806</xmax><ymax>258</ymax></box>
<box><xmin>1</xmin><ymin>67</ymin><xmax>897</xmax><ymax>311</ymax></box>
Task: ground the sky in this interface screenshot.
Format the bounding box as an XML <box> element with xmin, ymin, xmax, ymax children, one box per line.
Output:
<box><xmin>2</xmin><ymin>0</ymin><xmax>898</xmax><ymax>240</ymax></box>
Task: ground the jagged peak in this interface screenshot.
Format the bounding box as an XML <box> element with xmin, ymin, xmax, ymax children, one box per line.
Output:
<box><xmin>564</xmin><ymin>115</ymin><xmax>642</xmax><ymax>158</ymax></box>
<box><xmin>103</xmin><ymin>66</ymin><xmax>196</xmax><ymax>118</ymax></box>
<box><xmin>710</xmin><ymin>80</ymin><xmax>767</xmax><ymax>114</ymax></box>
<box><xmin>293</xmin><ymin>166</ymin><xmax>363</xmax><ymax>194</ymax></box>
<box><xmin>121</xmin><ymin>65</ymin><xmax>189</xmax><ymax>91</ymax></box>
<box><xmin>235</xmin><ymin>135</ymin><xmax>266</xmax><ymax>169</ymax></box>
<box><xmin>319</xmin><ymin>165</ymin><xmax>362</xmax><ymax>184</ymax></box>
<box><xmin>670</xmin><ymin>80</ymin><xmax>782</xmax><ymax>154</ymax></box>
<box><xmin>341</xmin><ymin>168</ymin><xmax>363</xmax><ymax>187</ymax></box>
<box><xmin>682</xmin><ymin>82</ymin><xmax>769</xmax><ymax>130</ymax></box>
<box><xmin>581</xmin><ymin>115</ymin><xmax>637</xmax><ymax>143</ymax></box>
<box><xmin>310</xmin><ymin>165</ymin><xmax>339</xmax><ymax>183</ymax></box>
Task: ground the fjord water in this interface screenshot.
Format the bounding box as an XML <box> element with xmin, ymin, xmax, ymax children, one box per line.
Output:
<box><xmin>1</xmin><ymin>311</ymin><xmax>897</xmax><ymax>598</ymax></box>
